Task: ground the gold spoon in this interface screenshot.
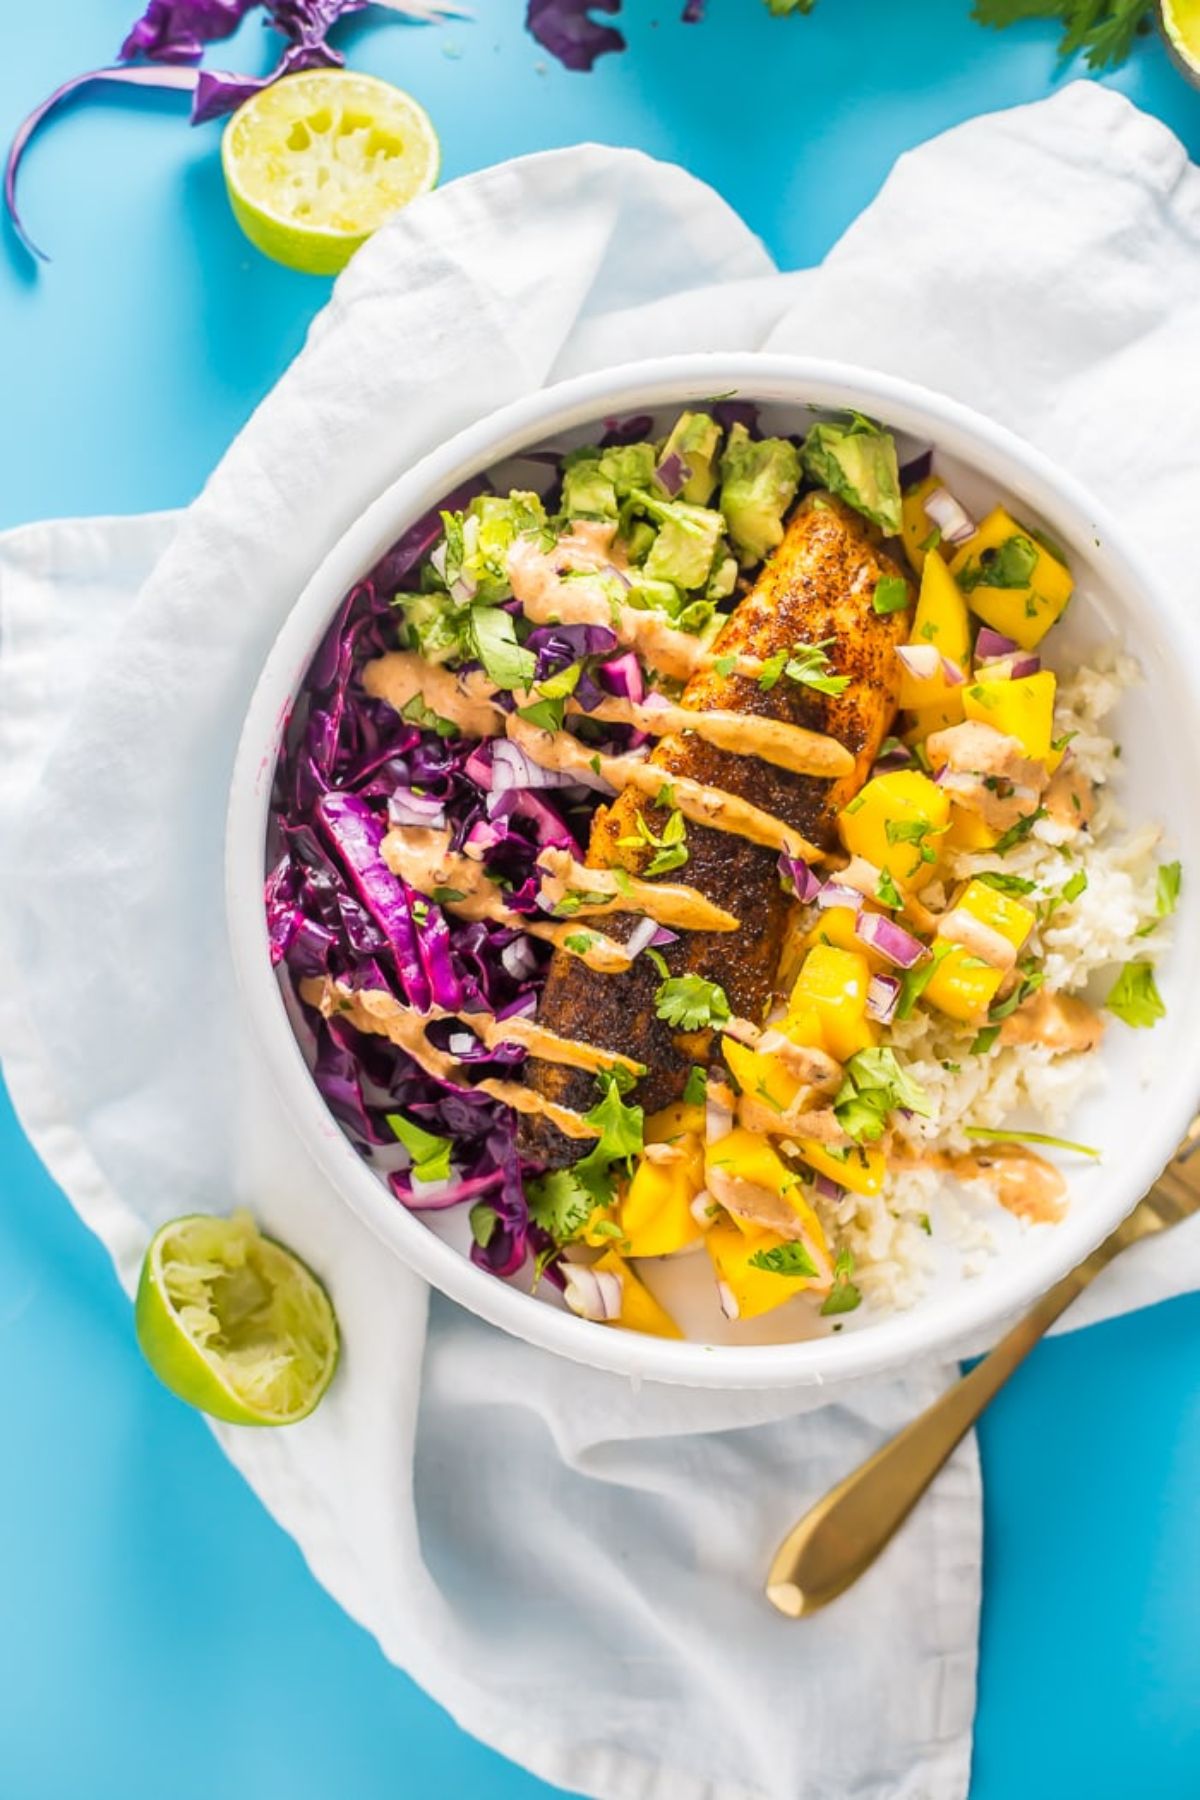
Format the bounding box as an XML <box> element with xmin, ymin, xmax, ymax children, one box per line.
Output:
<box><xmin>765</xmin><ymin>1117</ymin><xmax>1200</xmax><ymax>1618</ymax></box>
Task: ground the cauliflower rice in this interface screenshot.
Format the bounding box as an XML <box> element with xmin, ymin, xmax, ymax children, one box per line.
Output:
<box><xmin>811</xmin><ymin>648</ymin><xmax>1170</xmax><ymax>1313</ymax></box>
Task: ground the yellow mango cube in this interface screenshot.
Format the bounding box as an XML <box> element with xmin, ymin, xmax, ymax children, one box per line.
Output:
<box><xmin>905</xmin><ymin>695</ymin><xmax>965</xmax><ymax>737</ymax></box>
<box><xmin>963</xmin><ymin>670</ymin><xmax>1057</xmax><ymax>761</ymax></box>
<box><xmin>795</xmin><ymin>1137</ymin><xmax>887</xmax><ymax>1198</ymax></box>
<box><xmin>900</xmin><ymin>474</ymin><xmax>945</xmax><ymax>575</ymax></box>
<box><xmin>645</xmin><ymin>1101</ymin><xmax>706</xmax><ymax>1144</ymax></box>
<box><xmin>898</xmin><ymin>554</ymin><xmax>972</xmax><ymax>711</ymax></box>
<box><xmin>924</xmin><ymin>878</ymin><xmax>1036</xmax><ymax>1023</ymax></box>
<box><xmin>592</xmin><ymin>1248</ymin><xmax>683</xmax><ymax>1338</ymax></box>
<box><xmin>706</xmin><ymin>1221</ymin><xmax>831</xmax><ymax>1320</ymax></box>
<box><xmin>949</xmin><ymin>507</ymin><xmax>1073</xmax><ymax>650</ymax></box>
<box><xmin>922</xmin><ymin>945</ymin><xmax>1005</xmax><ymax>1023</ymax></box>
<box><xmin>838</xmin><ymin>769</ymin><xmax>951</xmax><ymax>889</ymax></box>
<box><xmin>805</xmin><ymin>904</ymin><xmax>888</xmax><ymax>974</ymax></box>
<box><xmin>788</xmin><ymin>944</ymin><xmax>878</xmax><ymax>1062</ymax></box>
<box><xmin>705</xmin><ymin>1125</ymin><xmax>791</xmax><ymax>1196</ymax></box>
<box><xmin>619</xmin><ymin>1138</ymin><xmax>705</xmax><ymax>1258</ymax></box>
<box><xmin>943</xmin><ymin>805</ymin><xmax>1000</xmax><ymax>852</ymax></box>
<box><xmin>722</xmin><ymin>1037</ymin><xmax>802</xmax><ymax>1116</ymax></box>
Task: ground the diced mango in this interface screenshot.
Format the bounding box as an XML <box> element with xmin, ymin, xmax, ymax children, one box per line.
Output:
<box><xmin>618</xmin><ymin>1137</ymin><xmax>705</xmax><ymax>1258</ymax></box>
<box><xmin>787</xmin><ymin>944</ymin><xmax>877</xmax><ymax>1062</ymax></box>
<box><xmin>905</xmin><ymin>696</ymin><xmax>965</xmax><ymax>738</ymax></box>
<box><xmin>898</xmin><ymin>554</ymin><xmax>972</xmax><ymax>711</ymax></box>
<box><xmin>943</xmin><ymin>805</ymin><xmax>1000</xmax><ymax>852</ymax></box>
<box><xmin>922</xmin><ymin>945</ymin><xmax>1005</xmax><ymax>1023</ymax></box>
<box><xmin>581</xmin><ymin>1205</ymin><xmax>621</xmax><ymax>1249</ymax></box>
<box><xmin>705</xmin><ymin>1125</ymin><xmax>791</xmax><ymax>1196</ymax></box>
<box><xmin>838</xmin><ymin>769</ymin><xmax>951</xmax><ymax>890</ymax></box>
<box><xmin>924</xmin><ymin>877</ymin><xmax>1037</xmax><ymax>1023</ymax></box>
<box><xmin>900</xmin><ymin>474</ymin><xmax>945</xmax><ymax>576</ymax></box>
<box><xmin>963</xmin><ymin>670</ymin><xmax>1057</xmax><ymax>762</ymax></box>
<box><xmin>592</xmin><ymin>1248</ymin><xmax>683</xmax><ymax>1338</ymax></box>
<box><xmin>706</xmin><ymin>1221</ymin><xmax>830</xmax><ymax>1320</ymax></box>
<box><xmin>805</xmin><ymin>904</ymin><xmax>888</xmax><ymax>974</ymax></box>
<box><xmin>795</xmin><ymin>1137</ymin><xmax>888</xmax><ymax>1198</ymax></box>
<box><xmin>949</xmin><ymin>506</ymin><xmax>1073</xmax><ymax>650</ymax></box>
<box><xmin>722</xmin><ymin>1038</ymin><xmax>802</xmax><ymax>1115</ymax></box>
<box><xmin>645</xmin><ymin>1101</ymin><xmax>706</xmax><ymax>1145</ymax></box>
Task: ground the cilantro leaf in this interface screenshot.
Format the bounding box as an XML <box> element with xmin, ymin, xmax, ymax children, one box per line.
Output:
<box><xmin>956</xmin><ymin>533</ymin><xmax>1039</xmax><ymax>594</ymax></box>
<box><xmin>784</xmin><ymin>637</ymin><xmax>851</xmax><ymax>697</ymax></box>
<box><xmin>895</xmin><ymin>940</ymin><xmax>952</xmax><ymax>1019</ymax></box>
<box><xmin>875</xmin><ymin>866</ymin><xmax>903</xmax><ymax>909</ymax></box>
<box><xmin>683</xmin><ymin>1065</ymin><xmax>708</xmax><ymax>1105</ymax></box>
<box><xmin>518</xmin><ymin>694</ymin><xmax>567</xmax><ymax>733</ymax></box>
<box><xmin>992</xmin><ymin>807</ymin><xmax>1047</xmax><ymax>856</ymax></box>
<box><xmin>387</xmin><ymin>1112</ymin><xmax>453</xmax><ymax>1185</ymax></box>
<box><xmin>748</xmin><ymin>1240</ymin><xmax>819</xmax><ymax>1278</ymax></box>
<box><xmin>1105</xmin><ymin>961</ymin><xmax>1165</xmax><ymax>1029</ymax></box>
<box><xmin>834</xmin><ymin>1046</ymin><xmax>932</xmax><ymax>1143</ymax></box>
<box><xmin>654</xmin><ymin>974</ymin><xmax>731</xmax><ymax>1031</ymax></box>
<box><xmin>975</xmin><ymin>870</ymin><xmax>1036</xmax><ymax>897</ymax></box>
<box><xmin>468</xmin><ymin>1202</ymin><xmax>498</xmax><ymax>1248</ymax></box>
<box><xmin>526</xmin><ymin>1167</ymin><xmax>596</xmax><ymax>1243</ymax></box>
<box><xmin>564</xmin><ymin>932</ymin><xmax>599</xmax><ymax>955</ymax></box>
<box><xmin>1061</xmin><ymin>870</ymin><xmax>1088</xmax><ymax>904</ymax></box>
<box><xmin>819</xmin><ymin>1248</ymin><xmax>862</xmax><ymax>1315</ymax></box>
<box><xmin>970</xmin><ymin>1025</ymin><xmax>1000</xmax><ymax>1055</ymax></box>
<box><xmin>971</xmin><ymin>0</ymin><xmax>1153</xmax><ymax>71</ymax></box>
<box><xmin>582</xmin><ymin>1074</ymin><xmax>645</xmax><ymax>1166</ymax></box>
<box><xmin>468</xmin><ymin>604</ymin><xmax>537</xmax><ymax>692</ymax></box>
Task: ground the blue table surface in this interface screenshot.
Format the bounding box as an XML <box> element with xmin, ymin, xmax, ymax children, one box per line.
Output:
<box><xmin>4</xmin><ymin>5</ymin><xmax>1200</xmax><ymax>1796</ymax></box>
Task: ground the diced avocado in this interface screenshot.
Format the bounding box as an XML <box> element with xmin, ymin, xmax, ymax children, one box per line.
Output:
<box><xmin>706</xmin><ymin>554</ymin><xmax>738</xmax><ymax>601</ymax></box>
<box><xmin>601</xmin><ymin>442</ymin><xmax>657</xmax><ymax>497</ymax></box>
<box><xmin>396</xmin><ymin>591</ymin><xmax>468</xmax><ymax>665</ymax></box>
<box><xmin>800</xmin><ymin>412</ymin><xmax>902</xmax><ymax>535</ymax></box>
<box><xmin>635</xmin><ymin>491</ymin><xmax>725</xmax><ymax>591</ymax></box>
<box><xmin>718</xmin><ymin>423</ymin><xmax>801</xmax><ymax>566</ymax></box>
<box><xmin>561</xmin><ymin>453</ymin><xmax>617</xmax><ymax>520</ymax></box>
<box><xmin>658</xmin><ymin>411</ymin><xmax>722</xmax><ymax>504</ymax></box>
<box><xmin>625</xmin><ymin>574</ymin><xmax>684</xmax><ymax>616</ymax></box>
<box><xmin>442</xmin><ymin>491</ymin><xmax>548</xmax><ymax>603</ymax></box>
<box><xmin>620</xmin><ymin>518</ymin><xmax>657</xmax><ymax>565</ymax></box>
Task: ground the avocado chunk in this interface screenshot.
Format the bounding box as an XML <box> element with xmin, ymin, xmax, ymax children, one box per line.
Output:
<box><xmin>657</xmin><ymin>411</ymin><xmax>722</xmax><ymax>505</ymax></box>
<box><xmin>440</xmin><ymin>491</ymin><xmax>549</xmax><ymax>603</ymax></box>
<box><xmin>800</xmin><ymin>412</ymin><xmax>902</xmax><ymax>535</ymax></box>
<box><xmin>718</xmin><ymin>424</ymin><xmax>801</xmax><ymax>566</ymax></box>
<box><xmin>633</xmin><ymin>490</ymin><xmax>726</xmax><ymax>591</ymax></box>
<box><xmin>561</xmin><ymin>442</ymin><xmax>658</xmax><ymax>522</ymax></box>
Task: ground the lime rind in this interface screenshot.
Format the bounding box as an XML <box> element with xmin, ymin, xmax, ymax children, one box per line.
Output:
<box><xmin>221</xmin><ymin>70</ymin><xmax>440</xmax><ymax>275</ymax></box>
<box><xmin>136</xmin><ymin>1211</ymin><xmax>339</xmax><ymax>1426</ymax></box>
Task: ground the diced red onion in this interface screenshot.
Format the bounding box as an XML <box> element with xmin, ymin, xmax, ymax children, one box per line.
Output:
<box><xmin>447</xmin><ymin>1030</ymin><xmax>478</xmax><ymax>1057</ymax></box>
<box><xmin>840</xmin><ymin>856</ymin><xmax>888</xmax><ymax>899</ymax></box>
<box><xmin>706</xmin><ymin>1083</ymin><xmax>735</xmax><ymax>1144</ymax></box>
<box><xmin>778</xmin><ymin>852</ymin><xmax>822</xmax><ymax>903</ymax></box>
<box><xmin>974</xmin><ymin>653</ymin><xmax>1042</xmax><ymax>682</ymax></box>
<box><xmin>975</xmin><ymin>627</ymin><xmax>1019</xmax><ymax>660</ymax></box>
<box><xmin>816</xmin><ymin>881</ymin><xmax>867</xmax><ymax>913</ymax></box>
<box><xmin>654</xmin><ymin>451</ymin><xmax>688</xmax><ymax>497</ymax></box>
<box><xmin>717</xmin><ymin>1280</ymin><xmax>740</xmax><ymax>1321</ymax></box>
<box><xmin>604</xmin><ymin>562</ymin><xmax>632</xmax><ymax>590</ymax></box>
<box><xmin>491</xmin><ymin>739</ymin><xmax>576</xmax><ymax>793</ymax></box>
<box><xmin>895</xmin><ymin>643</ymin><xmax>942</xmax><ymax>681</ymax></box>
<box><xmin>923</xmin><ymin>486</ymin><xmax>976</xmax><ymax>545</ymax></box>
<box><xmin>854</xmin><ymin>911</ymin><xmax>930</xmax><ymax>969</ymax></box>
<box><xmin>640</xmin><ymin>690</ymin><xmax>671</xmax><ymax>712</ymax></box>
<box><xmin>866</xmin><ymin>972</ymin><xmax>902</xmax><ymax>1024</ymax></box>
<box><xmin>690</xmin><ymin>1189</ymin><xmax>714</xmax><ymax>1227</ymax></box>
<box><xmin>464</xmin><ymin>819</ymin><xmax>503</xmax><ymax>857</ymax></box>
<box><xmin>387</xmin><ymin>791</ymin><xmax>447</xmax><ymax>829</ymax></box>
<box><xmin>500</xmin><ymin>937</ymin><xmax>539</xmax><ymax>981</ymax></box>
<box><xmin>464</xmin><ymin>743</ymin><xmax>494</xmax><ymax>790</ymax></box>
<box><xmin>563</xmin><ymin>1265</ymin><xmax>623</xmax><ymax>1323</ymax></box>
<box><xmin>872</xmin><ymin>742</ymin><xmax>914</xmax><ymax>774</ymax></box>
<box><xmin>623</xmin><ymin>916</ymin><xmax>661</xmax><ymax>960</ymax></box>
<box><xmin>599</xmin><ymin>652</ymin><xmax>645</xmax><ymax>704</ymax></box>
<box><xmin>809</xmin><ymin>1172</ymin><xmax>847</xmax><ymax>1205</ymax></box>
<box><xmin>649</xmin><ymin>925</ymin><xmax>679</xmax><ymax>947</ymax></box>
<box><xmin>941</xmin><ymin>658</ymin><xmax>967</xmax><ymax>687</ymax></box>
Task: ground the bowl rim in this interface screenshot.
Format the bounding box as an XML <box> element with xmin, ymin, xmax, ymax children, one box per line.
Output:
<box><xmin>226</xmin><ymin>350</ymin><xmax>1200</xmax><ymax>1389</ymax></box>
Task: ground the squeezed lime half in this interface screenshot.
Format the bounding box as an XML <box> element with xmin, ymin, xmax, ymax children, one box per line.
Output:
<box><xmin>1162</xmin><ymin>0</ymin><xmax>1200</xmax><ymax>77</ymax></box>
<box><xmin>135</xmin><ymin>1211</ymin><xmax>339</xmax><ymax>1425</ymax></box>
<box><xmin>221</xmin><ymin>69</ymin><xmax>441</xmax><ymax>275</ymax></box>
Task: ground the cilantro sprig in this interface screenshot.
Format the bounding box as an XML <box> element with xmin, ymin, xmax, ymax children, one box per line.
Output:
<box><xmin>758</xmin><ymin>637</ymin><xmax>851</xmax><ymax>697</ymax></box>
<box><xmin>654</xmin><ymin>974</ymin><xmax>731</xmax><ymax>1032</ymax></box>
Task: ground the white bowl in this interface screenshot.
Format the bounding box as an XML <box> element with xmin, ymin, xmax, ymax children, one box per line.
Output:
<box><xmin>226</xmin><ymin>353</ymin><xmax>1200</xmax><ymax>1389</ymax></box>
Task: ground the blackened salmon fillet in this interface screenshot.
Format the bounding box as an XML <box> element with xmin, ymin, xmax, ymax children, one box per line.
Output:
<box><xmin>520</xmin><ymin>493</ymin><xmax>911</xmax><ymax>1166</ymax></box>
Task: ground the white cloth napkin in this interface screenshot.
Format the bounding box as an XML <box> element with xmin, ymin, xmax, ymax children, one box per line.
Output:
<box><xmin>3</xmin><ymin>79</ymin><xmax>1199</xmax><ymax>1800</ymax></box>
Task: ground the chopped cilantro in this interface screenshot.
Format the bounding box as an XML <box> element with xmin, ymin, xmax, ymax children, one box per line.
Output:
<box><xmin>518</xmin><ymin>694</ymin><xmax>567</xmax><ymax>733</ymax></box>
<box><xmin>1156</xmin><ymin>860</ymin><xmax>1182</xmax><ymax>919</ymax></box>
<box><xmin>872</xmin><ymin>575</ymin><xmax>910</xmax><ymax>616</ymax></box>
<box><xmin>1105</xmin><ymin>961</ymin><xmax>1165</xmax><ymax>1029</ymax></box>
<box><xmin>783</xmin><ymin>638</ymin><xmax>851</xmax><ymax>697</ymax></box>
<box><xmin>431</xmin><ymin>886</ymin><xmax>467</xmax><ymax>905</ymax></box>
<box><xmin>834</xmin><ymin>1046</ymin><xmax>932</xmax><ymax>1143</ymax></box>
<box><xmin>970</xmin><ymin>1025</ymin><xmax>1000</xmax><ymax>1055</ymax></box>
<box><xmin>749</xmin><ymin>1240</ymin><xmax>819</xmax><ymax>1278</ymax></box>
<box><xmin>895</xmin><ymin>940</ymin><xmax>952</xmax><ymax>1019</ymax></box>
<box><xmin>1061</xmin><ymin>870</ymin><xmax>1088</xmax><ymax>904</ymax></box>
<box><xmin>683</xmin><ymin>1065</ymin><xmax>708</xmax><ymax>1105</ymax></box>
<box><xmin>988</xmin><ymin>969</ymin><xmax>1044</xmax><ymax>1021</ymax></box>
<box><xmin>526</xmin><ymin>1167</ymin><xmax>596</xmax><ymax>1243</ymax></box>
<box><xmin>917</xmin><ymin>1212</ymin><xmax>933</xmax><ymax>1236</ymax></box>
<box><xmin>563</xmin><ymin>932</ymin><xmax>599</xmax><ymax>956</ymax></box>
<box><xmin>875</xmin><ymin>866</ymin><xmax>903</xmax><ymax>909</ymax></box>
<box><xmin>714</xmin><ymin>653</ymin><xmax>737</xmax><ymax>677</ymax></box>
<box><xmin>819</xmin><ymin>1248</ymin><xmax>862</xmax><ymax>1315</ymax></box>
<box><xmin>917</xmin><ymin>526</ymin><xmax>942</xmax><ymax>552</ymax></box>
<box><xmin>654</xmin><ymin>974</ymin><xmax>731</xmax><ymax>1032</ymax></box>
<box><xmin>992</xmin><ymin>807</ymin><xmax>1047</xmax><ymax>855</ymax></box>
<box><xmin>956</xmin><ymin>533</ymin><xmax>1039</xmax><ymax>594</ymax></box>
<box><xmin>964</xmin><ymin>1126</ymin><xmax>1100</xmax><ymax>1159</ymax></box>
<box><xmin>975</xmin><ymin>870</ymin><xmax>1036</xmax><ymax>897</ymax></box>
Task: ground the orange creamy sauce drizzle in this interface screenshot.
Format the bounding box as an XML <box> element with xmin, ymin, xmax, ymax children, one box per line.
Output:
<box><xmin>894</xmin><ymin>1145</ymin><xmax>1068</xmax><ymax>1225</ymax></box>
